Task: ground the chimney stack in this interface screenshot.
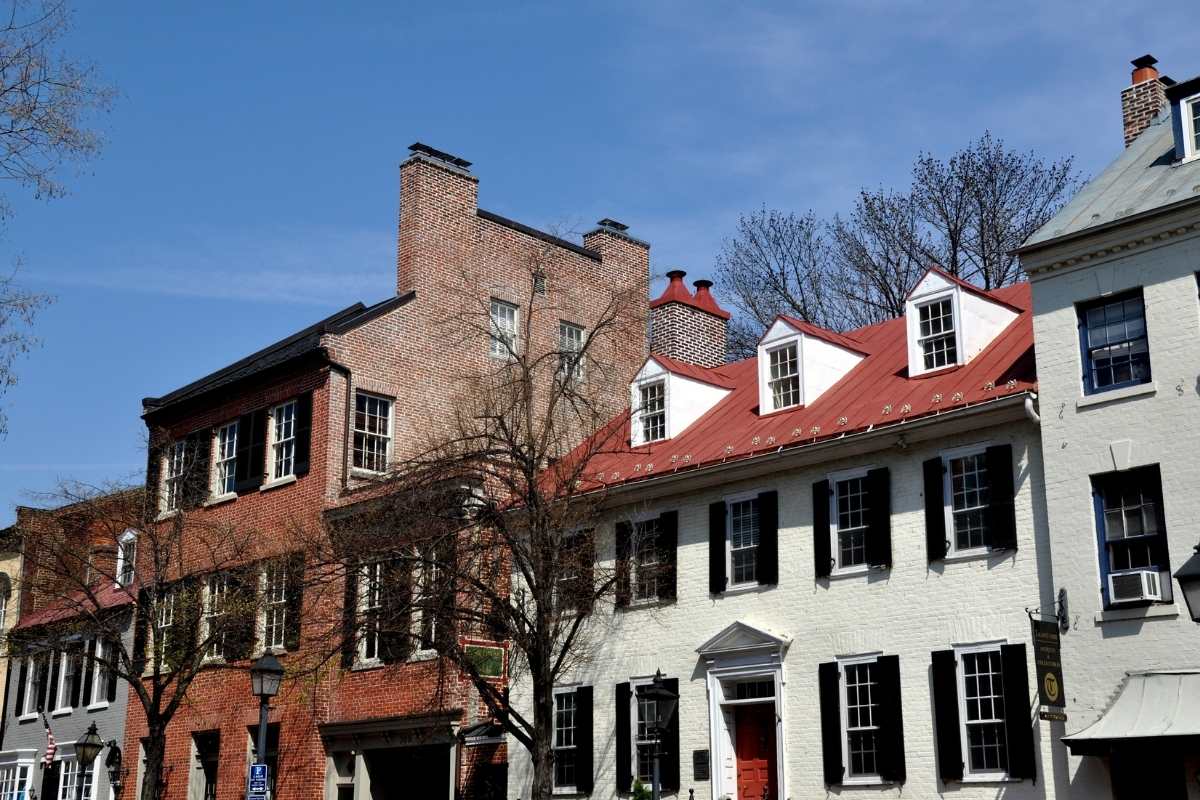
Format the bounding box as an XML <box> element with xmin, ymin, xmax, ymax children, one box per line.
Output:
<box><xmin>1121</xmin><ymin>55</ymin><xmax>1169</xmax><ymax>147</ymax></box>
<box><xmin>648</xmin><ymin>270</ymin><xmax>730</xmax><ymax>367</ymax></box>
<box><xmin>397</xmin><ymin>142</ymin><xmax>479</xmax><ymax>296</ymax></box>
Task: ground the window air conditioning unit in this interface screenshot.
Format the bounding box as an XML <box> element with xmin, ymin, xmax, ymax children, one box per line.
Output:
<box><xmin>1108</xmin><ymin>569</ymin><xmax>1162</xmax><ymax>604</ymax></box>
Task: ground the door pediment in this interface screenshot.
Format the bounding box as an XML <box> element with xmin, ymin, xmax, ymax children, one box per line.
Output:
<box><xmin>696</xmin><ymin>621</ymin><xmax>789</xmax><ymax>659</ymax></box>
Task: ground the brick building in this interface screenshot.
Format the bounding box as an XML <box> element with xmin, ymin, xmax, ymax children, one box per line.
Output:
<box><xmin>124</xmin><ymin>143</ymin><xmax>649</xmax><ymax>800</ymax></box>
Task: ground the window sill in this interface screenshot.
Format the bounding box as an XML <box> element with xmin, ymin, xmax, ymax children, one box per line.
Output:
<box><xmin>351</xmin><ymin>658</ymin><xmax>383</xmax><ymax>672</ymax></box>
<box><xmin>621</xmin><ymin>596</ymin><xmax>675</xmax><ymax>609</ymax></box>
<box><xmin>259</xmin><ymin>474</ymin><xmax>297</xmax><ymax>493</ymax></box>
<box><xmin>350</xmin><ymin>468</ymin><xmax>387</xmax><ymax>481</ymax></box>
<box><xmin>958</xmin><ymin>775</ymin><xmax>1021</xmax><ymax>784</ymax></box>
<box><xmin>16</xmin><ymin>713</ymin><xmax>37</xmax><ymax>723</ymax></box>
<box><xmin>941</xmin><ymin>548</ymin><xmax>992</xmax><ymax>564</ymax></box>
<box><xmin>154</xmin><ymin>509</ymin><xmax>181</xmax><ymax>523</ymax></box>
<box><xmin>1094</xmin><ymin>603</ymin><xmax>1179</xmax><ymax>624</ymax></box>
<box><xmin>203</xmin><ymin>492</ymin><xmax>237</xmax><ymax>508</ymax></box>
<box><xmin>86</xmin><ymin>701</ymin><xmax>109</xmax><ymax>712</ymax></box>
<box><xmin>828</xmin><ymin>565</ymin><xmax>871</xmax><ymax>581</ymax></box>
<box><xmin>50</xmin><ymin>707</ymin><xmax>72</xmax><ymax>718</ymax></box>
<box><xmin>840</xmin><ymin>776</ymin><xmax>893</xmax><ymax>787</ymax></box>
<box><xmin>1077</xmin><ymin>381</ymin><xmax>1156</xmax><ymax>409</ymax></box>
<box><xmin>720</xmin><ymin>582</ymin><xmax>766</xmax><ymax>596</ymax></box>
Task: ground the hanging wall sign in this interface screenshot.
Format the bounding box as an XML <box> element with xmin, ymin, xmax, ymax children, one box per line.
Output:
<box><xmin>1031</xmin><ymin>619</ymin><xmax>1066</xmax><ymax>709</ymax></box>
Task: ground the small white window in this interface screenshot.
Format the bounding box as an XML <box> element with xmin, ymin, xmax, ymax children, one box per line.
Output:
<box><xmin>353</xmin><ymin>392</ymin><xmax>392</xmax><ymax>473</ymax></box>
<box><xmin>269</xmin><ymin>400</ymin><xmax>298</xmax><ymax>480</ymax></box>
<box><xmin>917</xmin><ymin>298</ymin><xmax>957</xmax><ymax>371</ymax></box>
<box><xmin>767</xmin><ymin>342</ymin><xmax>800</xmax><ymax>410</ymax></box>
<box><xmin>58</xmin><ymin>758</ymin><xmax>96</xmax><ymax>800</ymax></box>
<box><xmin>839</xmin><ymin>655</ymin><xmax>881</xmax><ymax>782</ymax></box>
<box><xmin>0</xmin><ymin>762</ymin><xmax>31</xmax><ymax>800</ymax></box>
<box><xmin>202</xmin><ymin>574</ymin><xmax>229</xmax><ymax>660</ymax></box>
<box><xmin>489</xmin><ymin>299</ymin><xmax>519</xmax><ymax>358</ymax></box>
<box><xmin>637</xmin><ymin>381</ymin><xmax>666</xmax><ymax>443</ymax></box>
<box><xmin>831</xmin><ymin>471</ymin><xmax>871</xmax><ymax>572</ymax></box>
<box><xmin>1184</xmin><ymin>95</ymin><xmax>1200</xmax><ymax>159</ymax></box>
<box><xmin>943</xmin><ymin>449</ymin><xmax>991</xmax><ymax>554</ymax></box>
<box><xmin>357</xmin><ymin>561</ymin><xmax>383</xmax><ymax>663</ymax></box>
<box><xmin>54</xmin><ymin>650</ymin><xmax>75</xmax><ymax>712</ymax></box>
<box><xmin>728</xmin><ymin>496</ymin><xmax>760</xmax><ymax>587</ymax></box>
<box><xmin>956</xmin><ymin>644</ymin><xmax>1009</xmax><ymax>780</ymax></box>
<box><xmin>261</xmin><ymin>561</ymin><xmax>288</xmax><ymax>652</ymax></box>
<box><xmin>212</xmin><ymin>421</ymin><xmax>238</xmax><ymax>496</ymax></box>
<box><xmin>558</xmin><ymin>321</ymin><xmax>585</xmax><ymax>382</ymax></box>
<box><xmin>553</xmin><ymin>687</ymin><xmax>579</xmax><ymax>791</ymax></box>
<box><xmin>162</xmin><ymin>440</ymin><xmax>188</xmax><ymax>512</ymax></box>
<box><xmin>90</xmin><ymin>639</ymin><xmax>110</xmax><ymax>706</ymax></box>
<box><xmin>116</xmin><ymin>530</ymin><xmax>137</xmax><ymax>587</ymax></box>
<box><xmin>19</xmin><ymin>655</ymin><xmax>40</xmax><ymax>716</ymax></box>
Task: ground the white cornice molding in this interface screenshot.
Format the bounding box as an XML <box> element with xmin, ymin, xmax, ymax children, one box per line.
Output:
<box><xmin>1022</xmin><ymin>207</ymin><xmax>1200</xmax><ymax>279</ymax></box>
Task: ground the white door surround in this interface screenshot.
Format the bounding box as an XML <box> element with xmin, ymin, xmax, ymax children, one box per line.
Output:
<box><xmin>697</xmin><ymin>622</ymin><xmax>790</xmax><ymax>800</ymax></box>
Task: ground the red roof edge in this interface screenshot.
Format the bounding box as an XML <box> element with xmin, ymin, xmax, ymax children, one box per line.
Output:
<box><xmin>771</xmin><ymin>316</ymin><xmax>870</xmax><ymax>355</ymax></box>
<box><xmin>649</xmin><ymin>353</ymin><xmax>738</xmax><ymax>388</ymax></box>
<box><xmin>908</xmin><ymin>266</ymin><xmax>1025</xmax><ymax>313</ymax></box>
<box><xmin>649</xmin><ymin>271</ymin><xmax>732</xmax><ymax>320</ymax></box>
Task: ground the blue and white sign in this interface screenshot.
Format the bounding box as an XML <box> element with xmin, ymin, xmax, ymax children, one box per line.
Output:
<box><xmin>246</xmin><ymin>762</ymin><xmax>270</xmax><ymax>800</ymax></box>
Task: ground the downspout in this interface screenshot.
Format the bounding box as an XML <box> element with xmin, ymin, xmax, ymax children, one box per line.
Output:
<box><xmin>326</xmin><ymin>357</ymin><xmax>353</xmax><ymax>492</ymax></box>
<box><xmin>1024</xmin><ymin>392</ymin><xmax>1041</xmax><ymax>425</ymax></box>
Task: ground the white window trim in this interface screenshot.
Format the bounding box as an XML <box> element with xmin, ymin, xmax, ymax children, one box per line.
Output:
<box><xmin>724</xmin><ymin>489</ymin><xmax>763</xmax><ymax>591</ymax></box>
<box><xmin>489</xmin><ymin>298</ymin><xmax>520</xmax><ymax>360</ymax></box>
<box><xmin>940</xmin><ymin>443</ymin><xmax>993</xmax><ymax>560</ymax></box>
<box><xmin>625</xmin><ymin>512</ymin><xmax>664</xmax><ymax>605</ymax></box>
<box><xmin>1181</xmin><ymin>92</ymin><xmax>1200</xmax><ymax>163</ymax></box>
<box><xmin>201</xmin><ymin>574</ymin><xmax>229</xmax><ymax>663</ymax></box>
<box><xmin>51</xmin><ymin>650</ymin><xmax>73</xmax><ymax>715</ymax></box>
<box><xmin>631</xmin><ymin>377</ymin><xmax>668</xmax><ymax>446</ymax></box>
<box><xmin>412</xmin><ymin>554</ymin><xmax>441</xmax><ymax>658</ymax></box>
<box><xmin>351</xmin><ymin>391</ymin><xmax>394</xmax><ymax>475</ymax></box>
<box><xmin>115</xmin><ymin>529</ymin><xmax>138</xmax><ymax>587</ymax></box>
<box><xmin>908</xmin><ymin>290</ymin><xmax>963</xmax><ymax>376</ymax></box>
<box><xmin>88</xmin><ymin>638</ymin><xmax>110</xmax><ymax>709</ymax></box>
<box><xmin>210</xmin><ymin>420</ymin><xmax>239</xmax><ymax>501</ymax></box>
<box><xmin>355</xmin><ymin>561</ymin><xmax>383</xmax><ymax>667</ymax></box>
<box><xmin>836</xmin><ymin>652</ymin><xmax>885</xmax><ymax>786</ymax></box>
<box><xmin>0</xmin><ymin>753</ymin><xmax>35</xmax><ymax>800</ymax></box>
<box><xmin>266</xmin><ymin>399</ymin><xmax>298</xmax><ymax>483</ymax></box>
<box><xmin>161</xmin><ymin>440</ymin><xmax>188</xmax><ymax>514</ymax></box>
<box><xmin>764</xmin><ymin>338</ymin><xmax>802</xmax><ymax>412</ymax></box>
<box><xmin>828</xmin><ymin>466</ymin><xmax>873</xmax><ymax>577</ymax></box>
<box><xmin>17</xmin><ymin>656</ymin><xmax>38</xmax><ymax>720</ymax></box>
<box><xmin>57</xmin><ymin>745</ymin><xmax>98</xmax><ymax>800</ymax></box>
<box><xmin>629</xmin><ymin>674</ymin><xmax>657</xmax><ymax>787</ymax></box>
<box><xmin>558</xmin><ymin>321</ymin><xmax>586</xmax><ymax>383</ymax></box>
<box><xmin>952</xmin><ymin>640</ymin><xmax>1011</xmax><ymax>783</ymax></box>
<box><xmin>256</xmin><ymin>562</ymin><xmax>288</xmax><ymax>656</ymax></box>
<box><xmin>552</xmin><ymin>685</ymin><xmax>580</xmax><ymax>795</ymax></box>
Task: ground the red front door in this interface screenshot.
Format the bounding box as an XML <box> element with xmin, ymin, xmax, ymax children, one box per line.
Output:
<box><xmin>734</xmin><ymin>704</ymin><xmax>777</xmax><ymax>800</ymax></box>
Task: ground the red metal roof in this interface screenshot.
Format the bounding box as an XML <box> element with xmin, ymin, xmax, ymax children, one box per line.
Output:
<box><xmin>582</xmin><ymin>283</ymin><xmax>1036</xmax><ymax>487</ymax></box>
<box><xmin>908</xmin><ymin>266</ymin><xmax>1025</xmax><ymax>313</ymax></box>
<box><xmin>649</xmin><ymin>271</ymin><xmax>732</xmax><ymax>319</ymax></box>
<box><xmin>774</xmin><ymin>316</ymin><xmax>870</xmax><ymax>355</ymax></box>
<box><xmin>13</xmin><ymin>579</ymin><xmax>135</xmax><ymax>631</ymax></box>
<box><xmin>649</xmin><ymin>353</ymin><xmax>739</xmax><ymax>389</ymax></box>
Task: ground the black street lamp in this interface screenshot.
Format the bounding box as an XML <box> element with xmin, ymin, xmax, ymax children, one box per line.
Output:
<box><xmin>249</xmin><ymin>653</ymin><xmax>284</xmax><ymax>785</ymax></box>
<box><xmin>1174</xmin><ymin>544</ymin><xmax>1200</xmax><ymax>623</ymax></box>
<box><xmin>74</xmin><ymin>723</ymin><xmax>105</xmax><ymax>800</ymax></box>
<box><xmin>636</xmin><ymin>670</ymin><xmax>678</xmax><ymax>800</ymax></box>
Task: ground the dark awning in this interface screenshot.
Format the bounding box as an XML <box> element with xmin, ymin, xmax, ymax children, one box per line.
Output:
<box><xmin>1062</xmin><ymin>671</ymin><xmax>1200</xmax><ymax>756</ymax></box>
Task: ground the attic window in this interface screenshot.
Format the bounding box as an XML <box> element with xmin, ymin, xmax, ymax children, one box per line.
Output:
<box><xmin>768</xmin><ymin>343</ymin><xmax>800</xmax><ymax>410</ymax></box>
<box><xmin>638</xmin><ymin>381</ymin><xmax>666</xmax><ymax>443</ymax></box>
<box><xmin>918</xmin><ymin>298</ymin><xmax>957</xmax><ymax>370</ymax></box>
<box><xmin>1186</xmin><ymin>95</ymin><xmax>1200</xmax><ymax>158</ymax></box>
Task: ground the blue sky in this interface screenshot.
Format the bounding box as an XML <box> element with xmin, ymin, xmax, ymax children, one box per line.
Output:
<box><xmin>0</xmin><ymin>2</ymin><xmax>1190</xmax><ymax>522</ymax></box>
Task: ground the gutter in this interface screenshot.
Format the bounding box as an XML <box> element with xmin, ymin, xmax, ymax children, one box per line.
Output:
<box><xmin>326</xmin><ymin>359</ymin><xmax>353</xmax><ymax>493</ymax></box>
<box><xmin>1014</xmin><ymin>194</ymin><xmax>1200</xmax><ymax>257</ymax></box>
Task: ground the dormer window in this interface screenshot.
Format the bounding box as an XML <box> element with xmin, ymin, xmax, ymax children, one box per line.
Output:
<box><xmin>767</xmin><ymin>343</ymin><xmax>800</xmax><ymax>410</ymax></box>
<box><xmin>638</xmin><ymin>381</ymin><xmax>666</xmax><ymax>443</ymax></box>
<box><xmin>1185</xmin><ymin>94</ymin><xmax>1200</xmax><ymax>159</ymax></box>
<box><xmin>918</xmin><ymin>298</ymin><xmax>957</xmax><ymax>371</ymax></box>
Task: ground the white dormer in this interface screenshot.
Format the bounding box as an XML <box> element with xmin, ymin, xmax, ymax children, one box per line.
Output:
<box><xmin>905</xmin><ymin>269</ymin><xmax>1019</xmax><ymax>377</ymax></box>
<box><xmin>756</xmin><ymin>318</ymin><xmax>865</xmax><ymax>414</ymax></box>
<box><xmin>630</xmin><ymin>356</ymin><xmax>731</xmax><ymax>446</ymax></box>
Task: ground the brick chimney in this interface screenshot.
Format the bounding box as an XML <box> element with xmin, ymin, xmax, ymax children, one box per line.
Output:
<box><xmin>396</xmin><ymin>142</ymin><xmax>479</xmax><ymax>296</ymax></box>
<box><xmin>1121</xmin><ymin>55</ymin><xmax>1169</xmax><ymax>147</ymax></box>
<box><xmin>649</xmin><ymin>270</ymin><xmax>730</xmax><ymax>367</ymax></box>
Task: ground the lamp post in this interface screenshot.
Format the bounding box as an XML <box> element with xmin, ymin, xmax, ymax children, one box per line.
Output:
<box><xmin>73</xmin><ymin>723</ymin><xmax>105</xmax><ymax>800</ymax></box>
<box><xmin>636</xmin><ymin>670</ymin><xmax>678</xmax><ymax>800</ymax></box>
<box><xmin>1174</xmin><ymin>544</ymin><xmax>1200</xmax><ymax>623</ymax></box>
<box><xmin>249</xmin><ymin>653</ymin><xmax>284</xmax><ymax>790</ymax></box>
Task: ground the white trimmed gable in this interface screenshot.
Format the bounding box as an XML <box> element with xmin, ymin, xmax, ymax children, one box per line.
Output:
<box><xmin>756</xmin><ymin>319</ymin><xmax>864</xmax><ymax>414</ymax></box>
<box><xmin>696</xmin><ymin>621</ymin><xmax>790</xmax><ymax>659</ymax></box>
<box><xmin>630</xmin><ymin>357</ymin><xmax>730</xmax><ymax>446</ymax></box>
<box><xmin>905</xmin><ymin>270</ymin><xmax>1019</xmax><ymax>377</ymax></box>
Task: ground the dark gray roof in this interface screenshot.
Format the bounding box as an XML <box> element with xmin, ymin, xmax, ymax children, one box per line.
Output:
<box><xmin>477</xmin><ymin>208</ymin><xmax>601</xmax><ymax>261</ymax></box>
<box><xmin>142</xmin><ymin>292</ymin><xmax>414</xmax><ymax>415</ymax></box>
<box><xmin>1021</xmin><ymin>109</ymin><xmax>1200</xmax><ymax>252</ymax></box>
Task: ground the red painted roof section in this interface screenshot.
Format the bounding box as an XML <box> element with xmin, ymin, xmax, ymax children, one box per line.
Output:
<box><xmin>908</xmin><ymin>266</ymin><xmax>1025</xmax><ymax>313</ymax></box>
<box><xmin>13</xmin><ymin>580</ymin><xmax>135</xmax><ymax>631</ymax></box>
<box><xmin>649</xmin><ymin>271</ymin><xmax>732</xmax><ymax>319</ymax></box>
<box><xmin>649</xmin><ymin>353</ymin><xmax>738</xmax><ymax>389</ymax></box>
<box><xmin>581</xmin><ymin>283</ymin><xmax>1036</xmax><ymax>487</ymax></box>
<box><xmin>775</xmin><ymin>316</ymin><xmax>870</xmax><ymax>355</ymax></box>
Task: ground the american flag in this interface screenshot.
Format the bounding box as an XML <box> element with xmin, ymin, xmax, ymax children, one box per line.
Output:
<box><xmin>42</xmin><ymin>717</ymin><xmax>56</xmax><ymax>767</ymax></box>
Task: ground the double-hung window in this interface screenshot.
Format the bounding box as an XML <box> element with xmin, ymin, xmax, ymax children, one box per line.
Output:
<box><xmin>1078</xmin><ymin>290</ymin><xmax>1150</xmax><ymax>394</ymax></box>
<box><xmin>832</xmin><ymin>472</ymin><xmax>870</xmax><ymax>570</ymax></box>
<box><xmin>634</xmin><ymin>688</ymin><xmax>657</xmax><ymax>785</ymax></box>
<box><xmin>552</xmin><ymin>688</ymin><xmax>578</xmax><ymax>791</ymax></box>
<box><xmin>353</xmin><ymin>392</ymin><xmax>392</xmax><ymax>473</ymax></box>
<box><xmin>58</xmin><ymin>758</ymin><xmax>95</xmax><ymax>800</ymax></box>
<box><xmin>213</xmin><ymin>421</ymin><xmax>238</xmax><ymax>496</ymax></box>
<box><xmin>163</xmin><ymin>440</ymin><xmax>188</xmax><ymax>512</ymax></box>
<box><xmin>840</xmin><ymin>657</ymin><xmax>880</xmax><ymax>781</ymax></box>
<box><xmin>202</xmin><ymin>574</ymin><xmax>229</xmax><ymax>660</ymax></box>
<box><xmin>154</xmin><ymin>590</ymin><xmax>175</xmax><ymax>666</ymax></box>
<box><xmin>0</xmin><ymin>762</ymin><xmax>30</xmax><ymax>800</ymax></box>
<box><xmin>767</xmin><ymin>342</ymin><xmax>800</xmax><ymax>410</ymax></box>
<box><xmin>489</xmin><ymin>299</ymin><xmax>518</xmax><ymax>358</ymax></box>
<box><xmin>18</xmin><ymin>655</ymin><xmax>43</xmax><ymax>717</ymax></box>
<box><xmin>116</xmin><ymin>530</ymin><xmax>137</xmax><ymax>586</ymax></box>
<box><xmin>945</xmin><ymin>450</ymin><xmax>990</xmax><ymax>553</ymax></box>
<box><xmin>1183</xmin><ymin>94</ymin><xmax>1200</xmax><ymax>159</ymax></box>
<box><xmin>269</xmin><ymin>400</ymin><xmax>298</xmax><ymax>480</ymax></box>
<box><xmin>1093</xmin><ymin>465</ymin><xmax>1171</xmax><ymax>606</ymax></box>
<box><xmin>957</xmin><ymin>645</ymin><xmax>1008</xmax><ymax>779</ymax></box>
<box><xmin>90</xmin><ymin>639</ymin><xmax>110</xmax><ymax>706</ymax></box>
<box><xmin>558</xmin><ymin>322</ymin><xmax>585</xmax><ymax>382</ymax></box>
<box><xmin>261</xmin><ymin>561</ymin><xmax>288</xmax><ymax>652</ymax></box>
<box><xmin>728</xmin><ymin>497</ymin><xmax>760</xmax><ymax>586</ymax></box>
<box><xmin>632</xmin><ymin>519</ymin><xmax>661</xmax><ymax>602</ymax></box>
<box><xmin>53</xmin><ymin>649</ymin><xmax>80</xmax><ymax>713</ymax></box>
<box><xmin>918</xmin><ymin>298</ymin><xmax>957</xmax><ymax>370</ymax></box>
<box><xmin>358</xmin><ymin>561</ymin><xmax>383</xmax><ymax>662</ymax></box>
<box><xmin>638</xmin><ymin>381</ymin><xmax>666</xmax><ymax>443</ymax></box>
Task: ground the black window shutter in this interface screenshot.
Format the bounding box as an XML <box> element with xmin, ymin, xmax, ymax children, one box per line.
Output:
<box><xmin>284</xmin><ymin>551</ymin><xmax>305</xmax><ymax>651</ymax></box>
<box><xmin>41</xmin><ymin>762</ymin><xmax>60</xmax><ymax>800</ymax></box>
<box><xmin>874</xmin><ymin>655</ymin><xmax>906</xmax><ymax>784</ymax></box>
<box><xmin>817</xmin><ymin>661</ymin><xmax>843</xmax><ymax>786</ymax></box>
<box><xmin>985</xmin><ymin>444</ymin><xmax>1017</xmax><ymax>551</ymax></box>
<box><xmin>1000</xmin><ymin>644</ymin><xmax>1036</xmax><ymax>780</ymax></box>
<box><xmin>660</xmin><ymin>677</ymin><xmax>680</xmax><ymax>791</ymax></box>
<box><xmin>575</xmin><ymin>686</ymin><xmax>594</xmax><ymax>794</ymax></box>
<box><xmin>81</xmin><ymin>640</ymin><xmax>95</xmax><ymax>706</ymax></box>
<box><xmin>615</xmin><ymin>682</ymin><xmax>632</xmax><ymax>793</ymax></box>
<box><xmin>234</xmin><ymin>410</ymin><xmax>267</xmax><ymax>493</ymax></box>
<box><xmin>657</xmin><ymin>511</ymin><xmax>678</xmax><ymax>601</ymax></box>
<box><xmin>166</xmin><ymin>579</ymin><xmax>201</xmax><ymax>673</ymax></box>
<box><xmin>223</xmin><ymin>567</ymin><xmax>258</xmax><ymax>662</ymax></box>
<box><xmin>614</xmin><ymin>522</ymin><xmax>632</xmax><ymax>607</ymax></box>
<box><xmin>145</xmin><ymin>443</ymin><xmax>163</xmax><ymax>518</ymax></box>
<box><xmin>866</xmin><ymin>468</ymin><xmax>892</xmax><ymax>569</ymax></box>
<box><xmin>379</xmin><ymin>558</ymin><xmax>414</xmax><ymax>664</ymax></box>
<box><xmin>931</xmin><ymin>649</ymin><xmax>963</xmax><ymax>782</ymax></box>
<box><xmin>132</xmin><ymin>588</ymin><xmax>150</xmax><ymax>677</ymax></box>
<box><xmin>182</xmin><ymin>430</ymin><xmax>211</xmax><ymax>510</ymax></box>
<box><xmin>708</xmin><ymin>502</ymin><xmax>727</xmax><ymax>594</ymax></box>
<box><xmin>433</xmin><ymin>537</ymin><xmax>457</xmax><ymax>653</ymax></box>
<box><xmin>293</xmin><ymin>392</ymin><xmax>313</xmax><ymax>476</ymax></box>
<box><xmin>35</xmin><ymin>654</ymin><xmax>49</xmax><ymax>711</ymax></box>
<box><xmin>14</xmin><ymin>657</ymin><xmax>26</xmax><ymax>716</ymax></box>
<box><xmin>105</xmin><ymin>640</ymin><xmax>118</xmax><ymax>702</ymax></box>
<box><xmin>757</xmin><ymin>491</ymin><xmax>779</xmax><ymax>585</ymax></box>
<box><xmin>813</xmin><ymin>480</ymin><xmax>831</xmax><ymax>579</ymax></box>
<box><xmin>923</xmin><ymin>457</ymin><xmax>947</xmax><ymax>562</ymax></box>
<box><xmin>340</xmin><ymin>563</ymin><xmax>358</xmax><ymax>668</ymax></box>
<box><xmin>69</xmin><ymin>647</ymin><xmax>83</xmax><ymax>708</ymax></box>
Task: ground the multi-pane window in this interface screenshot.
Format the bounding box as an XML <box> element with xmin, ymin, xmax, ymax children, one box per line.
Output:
<box><xmin>960</xmin><ymin>649</ymin><xmax>1007</xmax><ymax>775</ymax></box>
<box><xmin>489</xmin><ymin>299</ymin><xmax>518</xmax><ymax>358</ymax></box>
<box><xmin>638</xmin><ymin>381</ymin><xmax>666</xmax><ymax>443</ymax></box>
<box><xmin>117</xmin><ymin>532</ymin><xmax>137</xmax><ymax>586</ymax></box>
<box><xmin>262</xmin><ymin>561</ymin><xmax>288</xmax><ymax>651</ymax></box>
<box><xmin>918</xmin><ymin>299</ymin><xmax>957</xmax><ymax>370</ymax></box>
<box><xmin>843</xmin><ymin>661</ymin><xmax>879</xmax><ymax>778</ymax></box>
<box><xmin>55</xmin><ymin>650</ymin><xmax>77</xmax><ymax>711</ymax></box>
<box><xmin>834</xmin><ymin>476</ymin><xmax>870</xmax><ymax>569</ymax></box>
<box><xmin>59</xmin><ymin>759</ymin><xmax>95</xmax><ymax>800</ymax></box>
<box><xmin>635</xmin><ymin>692</ymin><xmax>658</xmax><ymax>784</ymax></box>
<box><xmin>353</xmin><ymin>393</ymin><xmax>392</xmax><ymax>473</ymax></box>
<box><xmin>154</xmin><ymin>590</ymin><xmax>175</xmax><ymax>666</ymax></box>
<box><xmin>0</xmin><ymin>763</ymin><xmax>29</xmax><ymax>800</ymax></box>
<box><xmin>1079</xmin><ymin>291</ymin><xmax>1150</xmax><ymax>393</ymax></box>
<box><xmin>213</xmin><ymin>421</ymin><xmax>238</xmax><ymax>495</ymax></box>
<box><xmin>203</xmin><ymin>574</ymin><xmax>229</xmax><ymax>660</ymax></box>
<box><xmin>632</xmin><ymin>519</ymin><xmax>661</xmax><ymax>601</ymax></box>
<box><xmin>270</xmin><ymin>400</ymin><xmax>298</xmax><ymax>480</ymax></box>
<box><xmin>558</xmin><ymin>322</ymin><xmax>585</xmax><ymax>382</ymax></box>
<box><xmin>729</xmin><ymin>498</ymin><xmax>760</xmax><ymax>585</ymax></box>
<box><xmin>19</xmin><ymin>655</ymin><xmax>41</xmax><ymax>716</ymax></box>
<box><xmin>553</xmin><ymin>690</ymin><xmax>578</xmax><ymax>790</ymax></box>
<box><xmin>768</xmin><ymin>342</ymin><xmax>800</xmax><ymax>410</ymax></box>
<box><xmin>163</xmin><ymin>440</ymin><xmax>188</xmax><ymax>512</ymax></box>
<box><xmin>949</xmin><ymin>453</ymin><xmax>990</xmax><ymax>551</ymax></box>
<box><xmin>1095</xmin><ymin>467</ymin><xmax>1170</xmax><ymax>592</ymax></box>
<box><xmin>358</xmin><ymin>561</ymin><xmax>383</xmax><ymax>662</ymax></box>
<box><xmin>1188</xmin><ymin>97</ymin><xmax>1200</xmax><ymax>155</ymax></box>
<box><xmin>90</xmin><ymin>639</ymin><xmax>109</xmax><ymax>705</ymax></box>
